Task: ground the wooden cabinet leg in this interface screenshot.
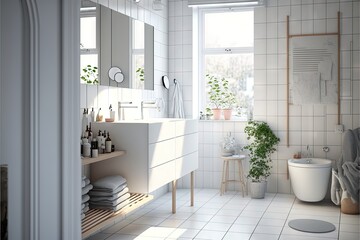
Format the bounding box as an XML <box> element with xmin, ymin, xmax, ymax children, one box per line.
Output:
<box><xmin>190</xmin><ymin>171</ymin><xmax>194</xmax><ymax>206</ymax></box>
<box><xmin>172</xmin><ymin>180</ymin><xmax>176</xmax><ymax>214</ymax></box>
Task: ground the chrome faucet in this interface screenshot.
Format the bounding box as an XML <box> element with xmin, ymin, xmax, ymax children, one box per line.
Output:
<box><xmin>306</xmin><ymin>145</ymin><xmax>312</xmax><ymax>158</ymax></box>
<box><xmin>118</xmin><ymin>101</ymin><xmax>138</xmax><ymax>121</ymax></box>
<box><xmin>141</xmin><ymin>100</ymin><xmax>160</xmax><ymax>120</ymax></box>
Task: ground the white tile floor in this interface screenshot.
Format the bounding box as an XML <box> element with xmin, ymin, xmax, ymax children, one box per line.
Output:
<box><xmin>87</xmin><ymin>189</ymin><xmax>360</xmax><ymax>240</ymax></box>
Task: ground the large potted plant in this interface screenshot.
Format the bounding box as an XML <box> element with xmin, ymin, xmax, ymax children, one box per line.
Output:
<box><xmin>206</xmin><ymin>74</ymin><xmax>236</xmax><ymax>120</ymax></box>
<box><xmin>243</xmin><ymin>121</ymin><xmax>280</xmax><ymax>198</ymax></box>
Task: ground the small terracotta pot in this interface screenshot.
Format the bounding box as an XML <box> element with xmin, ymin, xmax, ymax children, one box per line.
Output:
<box><xmin>212</xmin><ymin>108</ymin><xmax>222</xmax><ymax>120</ymax></box>
<box><xmin>223</xmin><ymin>109</ymin><xmax>232</xmax><ymax>120</ymax></box>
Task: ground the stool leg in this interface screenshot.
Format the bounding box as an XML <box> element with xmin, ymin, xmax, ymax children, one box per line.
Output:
<box><xmin>190</xmin><ymin>171</ymin><xmax>194</xmax><ymax>206</ymax></box>
<box><xmin>225</xmin><ymin>161</ymin><xmax>229</xmax><ymax>193</ymax></box>
<box><xmin>237</xmin><ymin>160</ymin><xmax>245</xmax><ymax>197</ymax></box>
<box><xmin>220</xmin><ymin>160</ymin><xmax>226</xmax><ymax>195</ymax></box>
<box><xmin>239</xmin><ymin>160</ymin><xmax>248</xmax><ymax>196</ymax></box>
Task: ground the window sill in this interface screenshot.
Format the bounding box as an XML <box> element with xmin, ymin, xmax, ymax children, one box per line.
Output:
<box><xmin>198</xmin><ymin>118</ymin><xmax>249</xmax><ymax>122</ymax></box>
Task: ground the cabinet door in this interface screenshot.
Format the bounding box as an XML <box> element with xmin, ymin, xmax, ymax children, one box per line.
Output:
<box><xmin>148</xmin><ymin>161</ymin><xmax>176</xmax><ymax>192</ymax></box>
<box><xmin>175</xmin><ymin>151</ymin><xmax>198</xmax><ymax>179</ymax></box>
<box><xmin>175</xmin><ymin>133</ymin><xmax>198</xmax><ymax>159</ymax></box>
<box><xmin>149</xmin><ymin>122</ymin><xmax>176</xmax><ymax>143</ymax></box>
<box><xmin>149</xmin><ymin>139</ymin><xmax>176</xmax><ymax>168</ymax></box>
<box><xmin>175</xmin><ymin>119</ymin><xmax>198</xmax><ymax>137</ymax></box>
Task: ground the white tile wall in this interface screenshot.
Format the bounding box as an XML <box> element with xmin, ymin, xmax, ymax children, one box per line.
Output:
<box><xmin>174</xmin><ymin>0</ymin><xmax>359</xmax><ymax>196</ymax></box>
<box><xmin>253</xmin><ymin>0</ymin><xmax>360</xmax><ymax>194</ymax></box>
<box><xmin>82</xmin><ymin>0</ymin><xmax>359</xmax><ymax>196</ymax></box>
<box><xmin>168</xmin><ymin>0</ymin><xmax>193</xmax><ymax>118</ymax></box>
<box><xmin>81</xmin><ymin>0</ymin><xmax>170</xmax><ymax>122</ymax></box>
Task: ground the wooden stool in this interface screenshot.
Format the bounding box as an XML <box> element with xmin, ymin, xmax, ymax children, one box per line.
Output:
<box><xmin>220</xmin><ymin>155</ymin><xmax>247</xmax><ymax>197</ymax></box>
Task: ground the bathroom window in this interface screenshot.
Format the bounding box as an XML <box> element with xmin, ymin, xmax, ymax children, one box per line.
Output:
<box><xmin>199</xmin><ymin>8</ymin><xmax>254</xmax><ymax>119</ymax></box>
<box><xmin>80</xmin><ymin>7</ymin><xmax>98</xmax><ymax>84</ymax></box>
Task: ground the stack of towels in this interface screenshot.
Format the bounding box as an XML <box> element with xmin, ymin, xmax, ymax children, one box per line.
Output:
<box><xmin>89</xmin><ymin>175</ymin><xmax>130</xmax><ymax>212</ymax></box>
<box><xmin>81</xmin><ymin>176</ymin><xmax>93</xmax><ymax>219</ymax></box>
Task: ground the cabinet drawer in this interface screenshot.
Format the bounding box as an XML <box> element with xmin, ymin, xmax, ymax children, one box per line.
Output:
<box><xmin>175</xmin><ymin>151</ymin><xmax>198</xmax><ymax>179</ymax></box>
<box><xmin>149</xmin><ymin>121</ymin><xmax>176</xmax><ymax>143</ymax></box>
<box><xmin>148</xmin><ymin>161</ymin><xmax>175</xmax><ymax>192</ymax></box>
<box><xmin>149</xmin><ymin>139</ymin><xmax>176</xmax><ymax>168</ymax></box>
<box><xmin>175</xmin><ymin>119</ymin><xmax>198</xmax><ymax>137</ymax></box>
<box><xmin>175</xmin><ymin>133</ymin><xmax>198</xmax><ymax>159</ymax></box>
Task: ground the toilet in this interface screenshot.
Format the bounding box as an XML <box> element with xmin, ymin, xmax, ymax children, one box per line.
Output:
<box><xmin>288</xmin><ymin>158</ymin><xmax>332</xmax><ymax>202</ymax></box>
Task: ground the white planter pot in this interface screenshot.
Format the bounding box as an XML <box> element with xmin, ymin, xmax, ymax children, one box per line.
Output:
<box><xmin>250</xmin><ymin>181</ymin><xmax>267</xmax><ymax>199</ymax></box>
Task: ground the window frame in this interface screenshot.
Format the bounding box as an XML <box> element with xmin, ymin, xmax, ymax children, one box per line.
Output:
<box><xmin>80</xmin><ymin>7</ymin><xmax>99</xmax><ymax>82</ymax></box>
<box><xmin>198</xmin><ymin>7</ymin><xmax>254</xmax><ymax>118</ymax></box>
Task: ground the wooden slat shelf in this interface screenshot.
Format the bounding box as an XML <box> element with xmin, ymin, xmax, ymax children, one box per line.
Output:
<box><xmin>82</xmin><ymin>151</ymin><xmax>126</xmax><ymax>165</ymax></box>
<box><xmin>82</xmin><ymin>193</ymin><xmax>153</xmax><ymax>239</ymax></box>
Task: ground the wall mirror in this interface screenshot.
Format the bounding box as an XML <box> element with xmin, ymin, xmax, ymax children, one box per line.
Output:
<box><xmin>80</xmin><ymin>2</ymin><xmax>154</xmax><ymax>90</ymax></box>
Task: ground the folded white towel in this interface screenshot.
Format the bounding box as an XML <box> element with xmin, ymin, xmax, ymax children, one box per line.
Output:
<box><xmin>82</xmin><ymin>183</ymin><xmax>93</xmax><ymax>195</ymax></box>
<box><xmin>82</xmin><ymin>206</ymin><xmax>90</xmax><ymax>214</ymax></box>
<box><xmin>89</xmin><ymin>183</ymin><xmax>127</xmax><ymax>197</ymax></box>
<box><xmin>90</xmin><ymin>199</ymin><xmax>130</xmax><ymax>212</ymax></box>
<box><xmin>90</xmin><ymin>193</ymin><xmax>130</xmax><ymax>207</ymax></box>
<box><xmin>82</xmin><ymin>177</ymin><xmax>90</xmax><ymax>188</ymax></box>
<box><xmin>82</xmin><ymin>194</ymin><xmax>90</xmax><ymax>204</ymax></box>
<box><xmin>92</xmin><ymin>175</ymin><xmax>127</xmax><ymax>192</ymax></box>
<box><xmin>90</xmin><ymin>187</ymin><xmax>129</xmax><ymax>202</ymax></box>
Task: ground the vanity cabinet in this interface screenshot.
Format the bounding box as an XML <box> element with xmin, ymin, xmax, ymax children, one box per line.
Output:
<box><xmin>91</xmin><ymin>119</ymin><xmax>198</xmax><ymax>194</ymax></box>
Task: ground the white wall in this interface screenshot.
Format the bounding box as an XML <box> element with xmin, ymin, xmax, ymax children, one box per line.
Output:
<box><xmin>168</xmin><ymin>0</ymin><xmax>194</xmax><ymax>118</ymax></box>
<box><xmin>173</xmin><ymin>0</ymin><xmax>360</xmax><ymax>194</ymax></box>
<box><xmin>81</xmin><ymin>0</ymin><xmax>170</xmax><ymax>120</ymax></box>
<box><xmin>1</xmin><ymin>0</ymin><xmax>81</xmax><ymax>239</ymax></box>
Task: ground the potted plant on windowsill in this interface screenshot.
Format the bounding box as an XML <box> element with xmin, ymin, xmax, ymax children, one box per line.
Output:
<box><xmin>207</xmin><ymin>74</ymin><xmax>225</xmax><ymax>120</ymax></box>
<box><xmin>243</xmin><ymin>121</ymin><xmax>280</xmax><ymax>198</ymax></box>
<box><xmin>222</xmin><ymin>90</ymin><xmax>236</xmax><ymax>120</ymax></box>
<box><xmin>206</xmin><ymin>74</ymin><xmax>236</xmax><ymax>120</ymax></box>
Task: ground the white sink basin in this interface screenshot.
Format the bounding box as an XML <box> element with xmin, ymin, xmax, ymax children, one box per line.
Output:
<box><xmin>114</xmin><ymin>118</ymin><xmax>187</xmax><ymax>123</ymax></box>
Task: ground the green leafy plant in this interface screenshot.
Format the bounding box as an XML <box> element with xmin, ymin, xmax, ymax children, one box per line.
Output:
<box><xmin>136</xmin><ymin>67</ymin><xmax>145</xmax><ymax>82</ymax></box>
<box><xmin>206</xmin><ymin>74</ymin><xmax>236</xmax><ymax>109</ymax></box>
<box><xmin>81</xmin><ymin>65</ymin><xmax>98</xmax><ymax>84</ymax></box>
<box><xmin>243</xmin><ymin>121</ymin><xmax>280</xmax><ymax>182</ymax></box>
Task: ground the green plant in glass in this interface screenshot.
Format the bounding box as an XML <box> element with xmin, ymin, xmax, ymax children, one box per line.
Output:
<box><xmin>243</xmin><ymin>121</ymin><xmax>280</xmax><ymax>182</ymax></box>
<box><xmin>136</xmin><ymin>67</ymin><xmax>145</xmax><ymax>82</ymax></box>
<box><xmin>81</xmin><ymin>65</ymin><xmax>98</xmax><ymax>84</ymax></box>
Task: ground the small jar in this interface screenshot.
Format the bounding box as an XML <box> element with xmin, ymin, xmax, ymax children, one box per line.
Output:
<box><xmin>92</xmin><ymin>149</ymin><xmax>98</xmax><ymax>158</ymax></box>
<box><xmin>83</xmin><ymin>142</ymin><xmax>91</xmax><ymax>157</ymax></box>
<box><xmin>105</xmin><ymin>140</ymin><xmax>112</xmax><ymax>153</ymax></box>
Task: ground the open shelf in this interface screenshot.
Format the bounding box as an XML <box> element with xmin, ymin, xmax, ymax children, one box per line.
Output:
<box><xmin>82</xmin><ymin>193</ymin><xmax>153</xmax><ymax>239</ymax></box>
<box><xmin>82</xmin><ymin>151</ymin><xmax>126</xmax><ymax>165</ymax></box>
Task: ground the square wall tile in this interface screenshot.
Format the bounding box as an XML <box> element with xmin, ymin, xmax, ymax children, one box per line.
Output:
<box><xmin>314</xmin><ymin>4</ymin><xmax>326</xmax><ymax>19</ymax></box>
<box><xmin>301</xmin><ymin>116</ymin><xmax>314</xmax><ymax>131</ymax></box>
<box><xmin>255</xmin><ymin>39</ymin><xmax>267</xmax><ymax>55</ymax></box>
<box><xmin>290</xmin><ymin>5</ymin><xmax>301</xmax><ymax>21</ymax></box>
<box><xmin>255</xmin><ymin>7</ymin><xmax>267</xmax><ymax>23</ymax></box>
<box><xmin>301</xmin><ymin>4</ymin><xmax>313</xmax><ymax>20</ymax></box>
<box><xmin>278</xmin><ymin>6</ymin><xmax>291</xmax><ymax>22</ymax></box>
<box><xmin>267</xmin><ymin>7</ymin><xmax>278</xmax><ymax>23</ymax></box>
<box><xmin>255</xmin><ymin>23</ymin><xmax>267</xmax><ymax>39</ymax></box>
<box><xmin>267</xmin><ymin>23</ymin><xmax>278</xmax><ymax>38</ymax></box>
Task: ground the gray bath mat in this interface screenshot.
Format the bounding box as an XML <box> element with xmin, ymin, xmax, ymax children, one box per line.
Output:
<box><xmin>288</xmin><ymin>219</ymin><xmax>336</xmax><ymax>233</ymax></box>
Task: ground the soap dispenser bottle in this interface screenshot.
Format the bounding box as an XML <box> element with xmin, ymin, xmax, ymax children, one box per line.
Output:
<box><xmin>82</xmin><ymin>108</ymin><xmax>88</xmax><ymax>134</ymax></box>
<box><xmin>105</xmin><ymin>132</ymin><xmax>112</xmax><ymax>153</ymax></box>
<box><xmin>96</xmin><ymin>108</ymin><xmax>103</xmax><ymax>122</ymax></box>
<box><xmin>109</xmin><ymin>104</ymin><xmax>115</xmax><ymax>121</ymax></box>
<box><xmin>90</xmin><ymin>107</ymin><xmax>95</xmax><ymax>123</ymax></box>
